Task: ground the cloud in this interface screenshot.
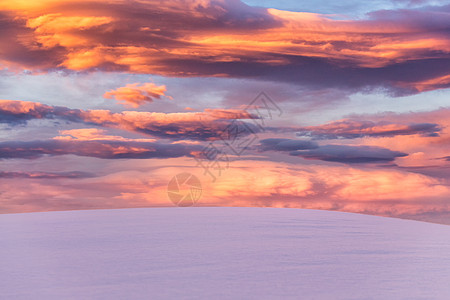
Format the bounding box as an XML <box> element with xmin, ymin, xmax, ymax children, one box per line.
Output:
<box><xmin>54</xmin><ymin>128</ymin><xmax>156</xmax><ymax>142</ymax></box>
<box><xmin>104</xmin><ymin>82</ymin><xmax>169</xmax><ymax>107</ymax></box>
<box><xmin>0</xmin><ymin>1</ymin><xmax>449</xmax><ymax>94</ymax></box>
<box><xmin>290</xmin><ymin>145</ymin><xmax>408</xmax><ymax>163</ymax></box>
<box><xmin>0</xmin><ymin>99</ymin><xmax>259</xmax><ymax>141</ymax></box>
<box><xmin>296</xmin><ymin>119</ymin><xmax>442</xmax><ymax>139</ymax></box>
<box><xmin>0</xmin><ymin>139</ymin><xmax>202</xmax><ymax>160</ymax></box>
<box><xmin>258</xmin><ymin>138</ymin><xmax>319</xmax><ymax>151</ymax></box>
<box><xmin>3</xmin><ymin>159</ymin><xmax>448</xmax><ymax>223</ymax></box>
<box><xmin>0</xmin><ymin>171</ymin><xmax>95</xmax><ymax>179</ymax></box>
<box><xmin>258</xmin><ymin>138</ymin><xmax>408</xmax><ymax>163</ymax></box>
<box><xmin>195</xmin><ymin>160</ymin><xmax>450</xmax><ymax>217</ymax></box>
<box><xmin>0</xmin><ymin>99</ymin><xmax>56</xmax><ymax>124</ymax></box>
<box><xmin>318</xmin><ymin>108</ymin><xmax>450</xmax><ymax>169</ymax></box>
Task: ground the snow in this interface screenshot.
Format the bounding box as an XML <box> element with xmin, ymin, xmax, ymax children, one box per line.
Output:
<box><xmin>1</xmin><ymin>207</ymin><xmax>450</xmax><ymax>299</ymax></box>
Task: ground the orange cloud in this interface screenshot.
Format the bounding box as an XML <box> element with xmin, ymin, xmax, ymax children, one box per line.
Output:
<box><xmin>399</xmin><ymin>74</ymin><xmax>450</xmax><ymax>93</ymax></box>
<box><xmin>0</xmin><ymin>0</ymin><xmax>449</xmax><ymax>93</ymax></box>
<box><xmin>2</xmin><ymin>158</ymin><xmax>448</xmax><ymax>223</ymax></box>
<box><xmin>104</xmin><ymin>82</ymin><xmax>169</xmax><ymax>107</ymax></box>
<box><xmin>149</xmin><ymin>159</ymin><xmax>450</xmax><ymax>223</ymax></box>
<box><xmin>26</xmin><ymin>14</ymin><xmax>113</xmax><ymax>48</ymax></box>
<box><xmin>0</xmin><ymin>99</ymin><xmax>258</xmax><ymax>140</ymax></box>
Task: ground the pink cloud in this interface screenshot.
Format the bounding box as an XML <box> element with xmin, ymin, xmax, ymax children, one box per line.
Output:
<box><xmin>1</xmin><ymin>159</ymin><xmax>449</xmax><ymax>224</ymax></box>
<box><xmin>54</xmin><ymin>128</ymin><xmax>157</xmax><ymax>142</ymax></box>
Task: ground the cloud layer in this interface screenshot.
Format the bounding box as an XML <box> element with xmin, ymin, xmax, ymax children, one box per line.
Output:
<box><xmin>296</xmin><ymin>119</ymin><xmax>442</xmax><ymax>139</ymax></box>
<box><xmin>1</xmin><ymin>159</ymin><xmax>449</xmax><ymax>224</ymax></box>
<box><xmin>290</xmin><ymin>145</ymin><xmax>408</xmax><ymax>163</ymax></box>
<box><xmin>0</xmin><ymin>99</ymin><xmax>258</xmax><ymax>140</ymax></box>
<box><xmin>0</xmin><ymin>0</ymin><xmax>449</xmax><ymax>93</ymax></box>
<box><xmin>0</xmin><ymin>139</ymin><xmax>201</xmax><ymax>160</ymax></box>
<box><xmin>258</xmin><ymin>138</ymin><xmax>408</xmax><ymax>163</ymax></box>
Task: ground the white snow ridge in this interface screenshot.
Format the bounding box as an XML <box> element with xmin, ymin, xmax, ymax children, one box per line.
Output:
<box><xmin>1</xmin><ymin>207</ymin><xmax>450</xmax><ymax>299</ymax></box>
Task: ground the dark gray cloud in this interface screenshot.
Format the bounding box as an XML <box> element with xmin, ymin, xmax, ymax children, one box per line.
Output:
<box><xmin>0</xmin><ymin>1</ymin><xmax>449</xmax><ymax>94</ymax></box>
<box><xmin>0</xmin><ymin>139</ymin><xmax>202</xmax><ymax>160</ymax></box>
<box><xmin>290</xmin><ymin>145</ymin><xmax>408</xmax><ymax>163</ymax></box>
<box><xmin>296</xmin><ymin>120</ymin><xmax>442</xmax><ymax>140</ymax></box>
<box><xmin>258</xmin><ymin>138</ymin><xmax>319</xmax><ymax>151</ymax></box>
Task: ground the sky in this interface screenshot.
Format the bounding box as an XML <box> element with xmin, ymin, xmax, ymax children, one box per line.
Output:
<box><xmin>0</xmin><ymin>0</ymin><xmax>449</xmax><ymax>224</ymax></box>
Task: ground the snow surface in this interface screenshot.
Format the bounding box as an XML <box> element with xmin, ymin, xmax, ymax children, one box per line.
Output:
<box><xmin>1</xmin><ymin>207</ymin><xmax>450</xmax><ymax>300</ymax></box>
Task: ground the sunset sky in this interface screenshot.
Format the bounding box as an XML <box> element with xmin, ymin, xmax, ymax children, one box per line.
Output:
<box><xmin>0</xmin><ymin>0</ymin><xmax>449</xmax><ymax>224</ymax></box>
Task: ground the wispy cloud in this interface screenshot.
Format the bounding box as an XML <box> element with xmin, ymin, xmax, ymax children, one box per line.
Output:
<box><xmin>0</xmin><ymin>99</ymin><xmax>258</xmax><ymax>140</ymax></box>
<box><xmin>296</xmin><ymin>120</ymin><xmax>442</xmax><ymax>139</ymax></box>
<box><xmin>0</xmin><ymin>139</ymin><xmax>202</xmax><ymax>160</ymax></box>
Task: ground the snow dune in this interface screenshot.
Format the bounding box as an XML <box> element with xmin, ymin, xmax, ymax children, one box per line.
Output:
<box><xmin>1</xmin><ymin>207</ymin><xmax>450</xmax><ymax>299</ymax></box>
